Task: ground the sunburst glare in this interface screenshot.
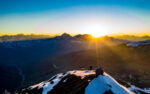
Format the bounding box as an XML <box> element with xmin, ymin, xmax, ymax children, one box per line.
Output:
<box><xmin>81</xmin><ymin>22</ymin><xmax>109</xmax><ymax>37</ymax></box>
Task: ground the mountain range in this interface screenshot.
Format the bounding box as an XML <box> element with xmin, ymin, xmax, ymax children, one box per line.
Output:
<box><xmin>1</xmin><ymin>33</ymin><xmax>150</xmax><ymax>94</ymax></box>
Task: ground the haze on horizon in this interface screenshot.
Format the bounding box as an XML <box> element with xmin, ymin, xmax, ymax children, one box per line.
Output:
<box><xmin>0</xmin><ymin>0</ymin><xmax>150</xmax><ymax>37</ymax></box>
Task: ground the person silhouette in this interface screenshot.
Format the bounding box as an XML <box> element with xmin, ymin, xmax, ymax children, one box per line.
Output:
<box><xmin>96</xmin><ymin>68</ymin><xmax>104</xmax><ymax>76</ymax></box>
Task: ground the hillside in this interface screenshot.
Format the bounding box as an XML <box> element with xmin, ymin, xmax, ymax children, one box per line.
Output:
<box><xmin>5</xmin><ymin>70</ymin><xmax>150</xmax><ymax>94</ymax></box>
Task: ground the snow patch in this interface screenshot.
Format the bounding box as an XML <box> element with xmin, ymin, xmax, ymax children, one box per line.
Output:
<box><xmin>68</xmin><ymin>70</ymin><xmax>95</xmax><ymax>79</ymax></box>
<box><xmin>29</xmin><ymin>73</ymin><xmax>66</xmax><ymax>94</ymax></box>
<box><xmin>30</xmin><ymin>82</ymin><xmax>44</xmax><ymax>89</ymax></box>
<box><xmin>63</xmin><ymin>78</ymin><xmax>68</xmax><ymax>83</ymax></box>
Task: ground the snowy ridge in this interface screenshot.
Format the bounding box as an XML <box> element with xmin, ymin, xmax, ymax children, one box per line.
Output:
<box><xmin>9</xmin><ymin>70</ymin><xmax>150</xmax><ymax>94</ymax></box>
<box><xmin>29</xmin><ymin>70</ymin><xmax>95</xmax><ymax>94</ymax></box>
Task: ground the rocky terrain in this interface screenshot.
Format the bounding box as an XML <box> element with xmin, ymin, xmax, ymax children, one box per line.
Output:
<box><xmin>5</xmin><ymin>70</ymin><xmax>150</xmax><ymax>94</ymax></box>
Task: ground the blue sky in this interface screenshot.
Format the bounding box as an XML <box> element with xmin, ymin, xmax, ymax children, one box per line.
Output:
<box><xmin>1</xmin><ymin>0</ymin><xmax>150</xmax><ymax>15</ymax></box>
<box><xmin>0</xmin><ymin>0</ymin><xmax>150</xmax><ymax>36</ymax></box>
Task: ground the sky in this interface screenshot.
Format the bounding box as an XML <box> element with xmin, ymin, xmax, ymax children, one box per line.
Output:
<box><xmin>0</xmin><ymin>0</ymin><xmax>150</xmax><ymax>36</ymax></box>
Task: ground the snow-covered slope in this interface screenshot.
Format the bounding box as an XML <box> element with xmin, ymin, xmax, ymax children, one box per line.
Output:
<box><xmin>85</xmin><ymin>72</ymin><xmax>134</xmax><ymax>94</ymax></box>
<box><xmin>29</xmin><ymin>70</ymin><xmax>95</xmax><ymax>94</ymax></box>
<box><xmin>6</xmin><ymin>70</ymin><xmax>150</xmax><ymax>94</ymax></box>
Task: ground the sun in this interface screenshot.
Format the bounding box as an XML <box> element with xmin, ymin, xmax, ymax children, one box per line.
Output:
<box><xmin>81</xmin><ymin>23</ymin><xmax>109</xmax><ymax>38</ymax></box>
<box><xmin>91</xmin><ymin>31</ymin><xmax>108</xmax><ymax>38</ymax></box>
